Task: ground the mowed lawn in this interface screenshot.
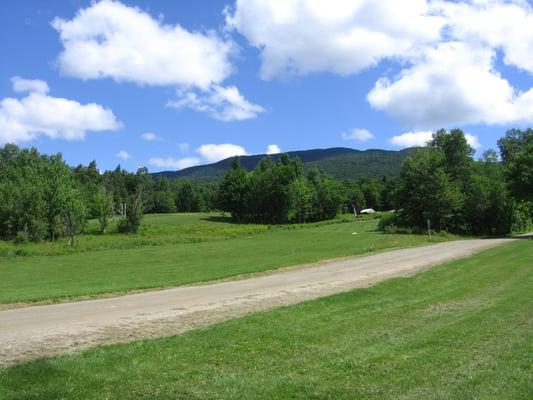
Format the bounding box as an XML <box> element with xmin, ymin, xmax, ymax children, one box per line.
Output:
<box><xmin>1</xmin><ymin>240</ymin><xmax>531</xmax><ymax>399</ymax></box>
<box><xmin>0</xmin><ymin>214</ymin><xmax>453</xmax><ymax>304</ymax></box>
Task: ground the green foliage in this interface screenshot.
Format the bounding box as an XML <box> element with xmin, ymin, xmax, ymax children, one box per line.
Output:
<box><xmin>117</xmin><ymin>186</ymin><xmax>145</xmax><ymax>234</ymax></box>
<box><xmin>287</xmin><ymin>177</ymin><xmax>314</xmax><ymax>223</ymax></box>
<box><xmin>377</xmin><ymin>212</ymin><xmax>398</xmax><ymax>231</ymax></box>
<box><xmin>397</xmin><ymin>148</ymin><xmax>462</xmax><ymax>231</ymax></box>
<box><xmin>94</xmin><ymin>187</ymin><xmax>114</xmax><ymax>234</ymax></box>
<box><xmin>217</xmin><ymin>158</ymin><xmax>251</xmax><ymax>222</ymax></box>
<box><xmin>307</xmin><ymin>170</ymin><xmax>345</xmax><ymax>221</ymax></box>
<box><xmin>429</xmin><ymin>128</ymin><xmax>474</xmax><ymax>181</ymax></box>
<box><xmin>463</xmin><ymin>168</ymin><xmax>513</xmax><ymax>235</ymax></box>
<box><xmin>217</xmin><ymin>156</ymin><xmax>346</xmax><ymax>224</ymax></box>
<box><xmin>151</xmin><ymin>177</ymin><xmax>176</xmax><ymax>213</ymax></box>
<box><xmin>61</xmin><ymin>188</ymin><xmax>88</xmax><ymax>246</ymax></box>
<box><xmin>393</xmin><ymin>128</ymin><xmax>532</xmax><ymax>235</ymax></box>
<box><xmin>359</xmin><ymin>177</ymin><xmax>382</xmax><ymax>210</ymax></box>
<box><xmin>342</xmin><ymin>180</ymin><xmax>365</xmax><ymax>213</ymax></box>
<box><xmin>498</xmin><ymin>128</ymin><xmax>533</xmax><ymax>203</ymax></box>
<box><xmin>174</xmin><ymin>180</ymin><xmax>203</xmax><ymax>212</ymax></box>
<box><xmin>154</xmin><ymin>148</ymin><xmax>416</xmax><ymax>182</ymax></box>
<box><xmin>0</xmin><ymin>145</ymin><xmax>80</xmax><ymax>242</ymax></box>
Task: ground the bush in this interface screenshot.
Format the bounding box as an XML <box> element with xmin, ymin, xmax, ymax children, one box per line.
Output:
<box><xmin>13</xmin><ymin>230</ymin><xmax>30</xmax><ymax>244</ymax></box>
<box><xmin>117</xmin><ymin>215</ymin><xmax>142</xmax><ymax>234</ymax></box>
<box><xmin>511</xmin><ymin>201</ymin><xmax>532</xmax><ymax>233</ymax></box>
<box><xmin>378</xmin><ymin>212</ymin><xmax>398</xmax><ymax>230</ymax></box>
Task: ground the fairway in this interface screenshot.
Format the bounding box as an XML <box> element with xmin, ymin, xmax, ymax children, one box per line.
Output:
<box><xmin>0</xmin><ymin>213</ymin><xmax>453</xmax><ymax>304</ymax></box>
<box><xmin>1</xmin><ymin>240</ymin><xmax>530</xmax><ymax>399</ymax></box>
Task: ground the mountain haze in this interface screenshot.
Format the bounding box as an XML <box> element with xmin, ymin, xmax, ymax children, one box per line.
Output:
<box><xmin>152</xmin><ymin>147</ymin><xmax>417</xmax><ymax>181</ymax></box>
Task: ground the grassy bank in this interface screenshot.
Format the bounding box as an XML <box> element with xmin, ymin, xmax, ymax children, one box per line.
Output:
<box><xmin>0</xmin><ymin>213</ymin><xmax>453</xmax><ymax>304</ymax></box>
<box><xmin>1</xmin><ymin>240</ymin><xmax>531</xmax><ymax>399</ymax></box>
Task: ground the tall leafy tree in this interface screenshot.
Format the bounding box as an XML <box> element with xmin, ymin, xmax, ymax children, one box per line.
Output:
<box><xmin>397</xmin><ymin>149</ymin><xmax>462</xmax><ymax>231</ymax></box>
<box><xmin>429</xmin><ymin>128</ymin><xmax>473</xmax><ymax>182</ymax></box>
<box><xmin>61</xmin><ymin>188</ymin><xmax>87</xmax><ymax>246</ymax></box>
<box><xmin>175</xmin><ymin>180</ymin><xmax>203</xmax><ymax>212</ymax></box>
<box><xmin>288</xmin><ymin>177</ymin><xmax>314</xmax><ymax>223</ymax></box>
<box><xmin>217</xmin><ymin>158</ymin><xmax>250</xmax><ymax>222</ymax></box>
<box><xmin>498</xmin><ymin>128</ymin><xmax>533</xmax><ymax>202</ymax></box>
<box><xmin>42</xmin><ymin>154</ymin><xmax>73</xmax><ymax>241</ymax></box>
<box><xmin>94</xmin><ymin>187</ymin><xmax>114</xmax><ymax>234</ymax></box>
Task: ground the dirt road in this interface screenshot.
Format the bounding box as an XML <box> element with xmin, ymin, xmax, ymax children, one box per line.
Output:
<box><xmin>0</xmin><ymin>238</ymin><xmax>511</xmax><ymax>366</ymax></box>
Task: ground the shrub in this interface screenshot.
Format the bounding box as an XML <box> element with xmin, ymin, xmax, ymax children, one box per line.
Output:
<box><xmin>378</xmin><ymin>212</ymin><xmax>398</xmax><ymax>231</ymax></box>
<box><xmin>13</xmin><ymin>230</ymin><xmax>30</xmax><ymax>244</ymax></box>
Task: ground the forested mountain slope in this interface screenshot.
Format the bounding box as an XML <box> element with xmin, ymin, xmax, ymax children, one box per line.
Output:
<box><xmin>152</xmin><ymin>147</ymin><xmax>417</xmax><ymax>181</ymax></box>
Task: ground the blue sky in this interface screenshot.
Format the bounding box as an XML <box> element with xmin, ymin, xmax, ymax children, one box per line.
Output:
<box><xmin>1</xmin><ymin>0</ymin><xmax>532</xmax><ymax>172</ymax></box>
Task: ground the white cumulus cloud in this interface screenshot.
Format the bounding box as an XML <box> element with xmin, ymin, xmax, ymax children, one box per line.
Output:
<box><xmin>196</xmin><ymin>143</ymin><xmax>248</xmax><ymax>163</ymax></box>
<box><xmin>116</xmin><ymin>150</ymin><xmax>131</xmax><ymax>160</ymax></box>
<box><xmin>227</xmin><ymin>0</ymin><xmax>533</xmax><ymax>128</ymax></box>
<box><xmin>341</xmin><ymin>128</ymin><xmax>374</xmax><ymax>142</ymax></box>
<box><xmin>141</xmin><ymin>132</ymin><xmax>161</xmax><ymax>141</ymax></box>
<box><xmin>226</xmin><ymin>0</ymin><xmax>444</xmax><ymax>79</ymax></box>
<box><xmin>167</xmin><ymin>85</ymin><xmax>265</xmax><ymax>122</ymax></box>
<box><xmin>433</xmin><ymin>0</ymin><xmax>533</xmax><ymax>74</ymax></box>
<box><xmin>149</xmin><ymin>156</ymin><xmax>201</xmax><ymax>170</ymax></box>
<box><xmin>52</xmin><ymin>0</ymin><xmax>234</xmax><ymax>89</ymax></box>
<box><xmin>0</xmin><ymin>78</ymin><xmax>121</xmax><ymax>144</ymax></box>
<box><xmin>464</xmin><ymin>133</ymin><xmax>481</xmax><ymax>150</ymax></box>
<box><xmin>390</xmin><ymin>131</ymin><xmax>434</xmax><ymax>147</ymax></box>
<box><xmin>390</xmin><ymin>130</ymin><xmax>480</xmax><ymax>149</ymax></box>
<box><xmin>266</xmin><ymin>144</ymin><xmax>281</xmax><ymax>154</ymax></box>
<box><xmin>11</xmin><ymin>77</ymin><xmax>49</xmax><ymax>94</ymax></box>
<box><xmin>368</xmin><ymin>42</ymin><xmax>533</xmax><ymax>129</ymax></box>
<box><xmin>149</xmin><ymin>143</ymin><xmax>249</xmax><ymax>171</ymax></box>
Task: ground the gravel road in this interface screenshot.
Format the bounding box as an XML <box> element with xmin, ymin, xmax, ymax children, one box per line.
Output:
<box><xmin>0</xmin><ymin>238</ymin><xmax>512</xmax><ymax>366</ymax></box>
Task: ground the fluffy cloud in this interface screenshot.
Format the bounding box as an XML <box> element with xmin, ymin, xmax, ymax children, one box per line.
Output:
<box><xmin>167</xmin><ymin>85</ymin><xmax>265</xmax><ymax>122</ymax></box>
<box><xmin>341</xmin><ymin>128</ymin><xmax>374</xmax><ymax>142</ymax></box>
<box><xmin>196</xmin><ymin>143</ymin><xmax>248</xmax><ymax>163</ymax></box>
<box><xmin>52</xmin><ymin>0</ymin><xmax>233</xmax><ymax>89</ymax></box>
<box><xmin>141</xmin><ymin>132</ymin><xmax>161</xmax><ymax>141</ymax></box>
<box><xmin>52</xmin><ymin>0</ymin><xmax>264</xmax><ymax>122</ymax></box>
<box><xmin>11</xmin><ymin>77</ymin><xmax>49</xmax><ymax>94</ymax></box>
<box><xmin>150</xmin><ymin>143</ymin><xmax>249</xmax><ymax>171</ymax></box>
<box><xmin>149</xmin><ymin>156</ymin><xmax>200</xmax><ymax>170</ymax></box>
<box><xmin>226</xmin><ymin>0</ymin><xmax>444</xmax><ymax>79</ymax></box>
<box><xmin>228</xmin><ymin>0</ymin><xmax>533</xmax><ymax>128</ymax></box>
<box><xmin>368</xmin><ymin>42</ymin><xmax>533</xmax><ymax>129</ymax></box>
<box><xmin>390</xmin><ymin>131</ymin><xmax>433</xmax><ymax>147</ymax></box>
<box><xmin>116</xmin><ymin>150</ymin><xmax>131</xmax><ymax>160</ymax></box>
<box><xmin>465</xmin><ymin>134</ymin><xmax>481</xmax><ymax>150</ymax></box>
<box><xmin>0</xmin><ymin>78</ymin><xmax>121</xmax><ymax>144</ymax></box>
<box><xmin>433</xmin><ymin>0</ymin><xmax>533</xmax><ymax>73</ymax></box>
<box><xmin>266</xmin><ymin>144</ymin><xmax>281</xmax><ymax>154</ymax></box>
<box><xmin>390</xmin><ymin>130</ymin><xmax>480</xmax><ymax>149</ymax></box>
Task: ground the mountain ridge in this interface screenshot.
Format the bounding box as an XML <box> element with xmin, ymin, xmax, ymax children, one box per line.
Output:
<box><xmin>151</xmin><ymin>147</ymin><xmax>417</xmax><ymax>182</ymax></box>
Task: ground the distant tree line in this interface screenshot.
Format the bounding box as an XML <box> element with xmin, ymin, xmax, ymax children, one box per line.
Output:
<box><xmin>215</xmin><ymin>154</ymin><xmax>397</xmax><ymax>224</ymax></box>
<box><xmin>0</xmin><ymin>144</ymin><xmax>218</xmax><ymax>243</ymax></box>
<box><xmin>0</xmin><ymin>144</ymin><xmax>393</xmax><ymax>243</ymax></box>
<box><xmin>381</xmin><ymin>128</ymin><xmax>532</xmax><ymax>235</ymax></box>
<box><xmin>1</xmin><ymin>127</ymin><xmax>529</xmax><ymax>243</ymax></box>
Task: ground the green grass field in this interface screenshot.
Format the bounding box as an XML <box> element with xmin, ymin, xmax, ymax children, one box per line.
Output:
<box><xmin>1</xmin><ymin>240</ymin><xmax>530</xmax><ymax>399</ymax></box>
<box><xmin>0</xmin><ymin>213</ymin><xmax>270</xmax><ymax>258</ymax></box>
<box><xmin>0</xmin><ymin>213</ymin><xmax>455</xmax><ymax>304</ymax></box>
